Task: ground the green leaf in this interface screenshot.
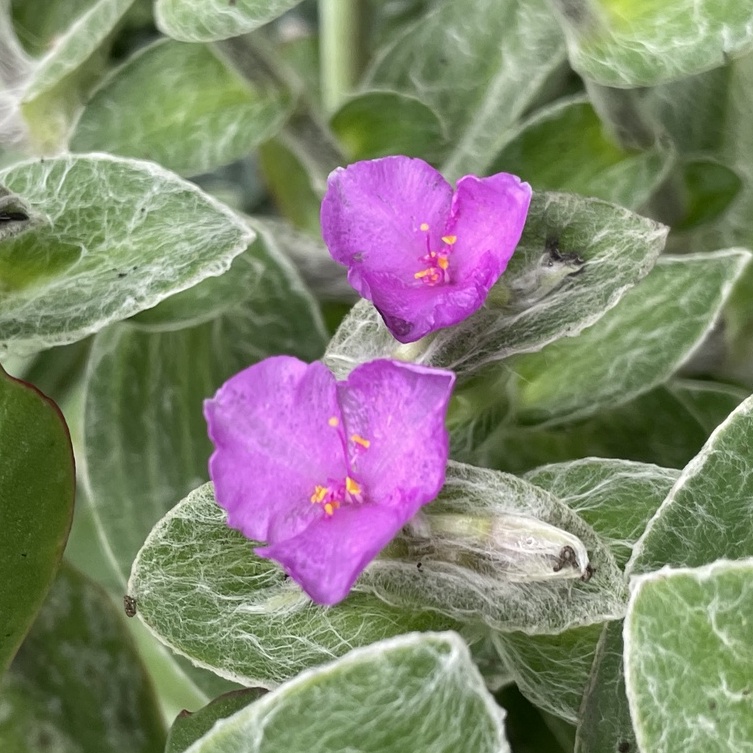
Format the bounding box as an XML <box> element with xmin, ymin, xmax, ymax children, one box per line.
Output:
<box><xmin>71</xmin><ymin>39</ymin><xmax>293</xmax><ymax>176</ymax></box>
<box><xmin>453</xmin><ymin>383</ymin><xmax>728</xmax><ymax>475</ymax></box>
<box><xmin>512</xmin><ymin>250</ymin><xmax>750</xmax><ymax>426</ymax></box>
<box><xmin>359</xmin><ymin>461</ymin><xmax>626</xmax><ymax>634</ymax></box>
<box><xmin>84</xmin><ymin>240</ymin><xmax>325</xmax><ymax>584</ymax></box>
<box><xmin>0</xmin><ymin>563</ymin><xmax>165</xmax><ymax>753</ymax></box>
<box><xmin>0</xmin><ymin>154</ymin><xmax>254</xmax><ymax>355</ymax></box>
<box><xmin>526</xmin><ymin>458</ymin><xmax>679</xmax><ymax>571</ymax></box>
<box><xmin>166</xmin><ymin>688</ymin><xmax>266</xmax><ymax>753</ymax></box>
<box><xmin>674</xmin><ymin>158</ymin><xmax>743</xmax><ymax>230</ymax></box>
<box><xmin>155</xmin><ymin>0</ymin><xmax>305</xmax><ymax>42</ymax></box>
<box><xmin>0</xmin><ymin>367</ymin><xmax>75</xmax><ymax>676</ymax></box>
<box><xmin>325</xmin><ymin>191</ymin><xmax>667</xmax><ymax>381</ymax></box>
<box><xmin>257</xmin><ymin>138</ymin><xmax>322</xmax><ymax>236</ymax></box>
<box><xmin>489</xmin><ymin>96</ymin><xmax>674</xmax><ymax>210</ymax></box>
<box><xmin>575</xmin><ymin>621</ymin><xmax>635</xmax><ymax>753</ymax></box>
<box><xmin>128</xmin><ymin>483</ymin><xmax>459</xmax><ymax>686</ymax></box>
<box><xmin>625</xmin><ymin>560</ymin><xmax>753</xmax><ymax>753</ymax></box>
<box><xmin>21</xmin><ymin>0</ymin><xmax>134</xmax><ymax>100</ymax></box>
<box><xmin>365</xmin><ymin>0</ymin><xmax>567</xmax><ymax>179</ymax></box>
<box><xmin>493</xmin><ymin>624</ymin><xmax>604</xmax><ymax>724</ymax></box>
<box><xmin>487</xmin><ymin>459</ymin><xmax>675</xmax><ymax>723</ymax></box>
<box><xmin>18</xmin><ymin>0</ymin><xmax>136</xmax><ymax>150</ymax></box>
<box><xmin>549</xmin><ymin>0</ymin><xmax>753</xmax><ymax>87</ymax></box>
<box><xmin>667</xmin><ymin>378</ymin><xmax>749</xmax><ymax>434</ymax></box>
<box><xmin>331</xmin><ymin>90</ymin><xmax>447</xmax><ymax>163</ymax></box>
<box><xmin>176</xmin><ymin>632</ymin><xmax>511</xmax><ymax>753</ymax></box>
<box><xmin>131</xmin><ymin>219</ymin><xmax>326</xmax><ymax>333</ymax></box>
<box><xmin>630</xmin><ymin>393</ymin><xmax>753</xmax><ymax>573</ymax></box>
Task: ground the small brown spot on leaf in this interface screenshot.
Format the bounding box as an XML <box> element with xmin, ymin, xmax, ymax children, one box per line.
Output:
<box><xmin>123</xmin><ymin>595</ymin><xmax>137</xmax><ymax>617</ymax></box>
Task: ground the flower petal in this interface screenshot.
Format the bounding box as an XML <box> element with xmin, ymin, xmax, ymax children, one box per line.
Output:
<box><xmin>204</xmin><ymin>357</ymin><xmax>346</xmax><ymax>543</ymax></box>
<box><xmin>257</xmin><ymin>504</ymin><xmax>402</xmax><ymax>605</ymax></box>
<box><xmin>338</xmin><ymin>359</ymin><xmax>455</xmax><ymax>516</ymax></box>
<box><xmin>320</xmin><ymin>156</ymin><xmax>453</xmax><ymax>298</ymax></box>
<box><xmin>359</xmin><ymin>270</ymin><xmax>485</xmax><ymax>342</ymax></box>
<box><xmin>321</xmin><ymin>158</ymin><xmax>532</xmax><ymax>343</ymax></box>
<box><xmin>447</xmin><ymin>172</ymin><xmax>532</xmax><ymax>287</ymax></box>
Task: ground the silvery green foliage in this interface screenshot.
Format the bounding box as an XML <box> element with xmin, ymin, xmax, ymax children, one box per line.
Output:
<box><xmin>0</xmin><ymin>154</ymin><xmax>253</xmax><ymax>355</ymax></box>
<box><xmin>180</xmin><ymin>633</ymin><xmax>511</xmax><ymax>753</ymax></box>
<box><xmin>360</xmin><ymin>461</ymin><xmax>626</xmax><ymax>633</ymax></box>
<box><xmin>625</xmin><ymin>560</ymin><xmax>753</xmax><ymax>753</ymax></box>
<box><xmin>365</xmin><ymin>0</ymin><xmax>567</xmax><ymax>179</ymax></box>
<box><xmin>4</xmin><ymin>1</ymin><xmax>753</xmax><ymax>750</ymax></box>
<box><xmin>128</xmin><ymin>484</ymin><xmax>459</xmax><ymax>687</ymax></box>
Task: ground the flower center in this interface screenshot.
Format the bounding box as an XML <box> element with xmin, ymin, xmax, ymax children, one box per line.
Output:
<box><xmin>413</xmin><ymin>223</ymin><xmax>456</xmax><ymax>286</ymax></box>
<box><xmin>310</xmin><ymin>426</ymin><xmax>371</xmax><ymax>516</ymax></box>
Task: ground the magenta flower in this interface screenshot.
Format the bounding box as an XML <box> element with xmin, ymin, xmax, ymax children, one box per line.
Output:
<box><xmin>204</xmin><ymin>356</ymin><xmax>455</xmax><ymax>605</ymax></box>
<box><xmin>321</xmin><ymin>156</ymin><xmax>532</xmax><ymax>343</ymax></box>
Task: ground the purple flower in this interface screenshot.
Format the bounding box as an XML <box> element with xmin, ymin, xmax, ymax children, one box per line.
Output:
<box><xmin>320</xmin><ymin>156</ymin><xmax>532</xmax><ymax>343</ymax></box>
<box><xmin>204</xmin><ymin>356</ymin><xmax>455</xmax><ymax>605</ymax></box>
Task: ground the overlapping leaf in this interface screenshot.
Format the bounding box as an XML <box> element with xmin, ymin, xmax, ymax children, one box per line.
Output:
<box><xmin>128</xmin><ymin>484</ymin><xmax>458</xmax><ymax>687</ymax></box>
<box><xmin>72</xmin><ymin>40</ymin><xmax>293</xmax><ymax>176</ymax></box>
<box><xmin>179</xmin><ymin>633</ymin><xmax>510</xmax><ymax>753</ymax></box>
<box><xmin>0</xmin><ymin>154</ymin><xmax>253</xmax><ymax>355</ymax></box>
<box><xmin>549</xmin><ymin>0</ymin><xmax>753</xmax><ymax>87</ymax></box>
<box><xmin>512</xmin><ymin>250</ymin><xmax>750</xmax><ymax>426</ymax></box>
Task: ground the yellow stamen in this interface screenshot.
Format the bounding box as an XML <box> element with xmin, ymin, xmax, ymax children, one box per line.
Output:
<box><xmin>346</xmin><ymin>476</ymin><xmax>361</xmax><ymax>496</ymax></box>
<box><xmin>351</xmin><ymin>434</ymin><xmax>371</xmax><ymax>448</ymax></box>
<box><xmin>414</xmin><ymin>269</ymin><xmax>431</xmax><ymax>279</ymax></box>
<box><xmin>328</xmin><ymin>416</ymin><xmax>339</xmax><ymax>427</ymax></box>
<box><xmin>419</xmin><ymin>222</ymin><xmax>429</xmax><ymax>231</ymax></box>
<box><xmin>310</xmin><ymin>485</ymin><xmax>327</xmax><ymax>504</ymax></box>
<box><xmin>441</xmin><ymin>235</ymin><xmax>457</xmax><ymax>245</ymax></box>
<box><xmin>438</xmin><ymin>257</ymin><xmax>449</xmax><ymax>270</ymax></box>
<box><xmin>324</xmin><ymin>501</ymin><xmax>339</xmax><ymax>516</ymax></box>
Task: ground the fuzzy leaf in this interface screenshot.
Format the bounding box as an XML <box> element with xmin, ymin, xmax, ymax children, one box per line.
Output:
<box><xmin>359</xmin><ymin>461</ymin><xmax>626</xmax><ymax>634</ymax></box>
<box><xmin>128</xmin><ymin>484</ymin><xmax>458</xmax><ymax>687</ymax></box>
<box><xmin>179</xmin><ymin>632</ymin><xmax>510</xmax><ymax>753</ymax></box>
<box><xmin>155</xmin><ymin>0</ymin><xmax>305</xmax><ymax>42</ymax></box>
<box><xmin>0</xmin><ymin>154</ymin><xmax>253</xmax><ymax>356</ymax></box>
<box><xmin>71</xmin><ymin>39</ymin><xmax>293</xmax><ymax>176</ymax></box>
<box><xmin>629</xmin><ymin>393</ymin><xmax>753</xmax><ymax>573</ymax></box>
<box><xmin>549</xmin><ymin>0</ymin><xmax>753</xmax><ymax>87</ymax></box>
<box><xmin>512</xmin><ymin>250</ymin><xmax>750</xmax><ymax>426</ymax></box>
<box><xmin>365</xmin><ymin>0</ymin><xmax>567</xmax><ymax>179</ymax></box>
<box><xmin>625</xmin><ymin>560</ymin><xmax>753</xmax><ymax>753</ymax></box>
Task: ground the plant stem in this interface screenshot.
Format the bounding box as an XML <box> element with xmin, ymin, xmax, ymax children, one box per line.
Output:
<box><xmin>319</xmin><ymin>0</ymin><xmax>362</xmax><ymax>113</ymax></box>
